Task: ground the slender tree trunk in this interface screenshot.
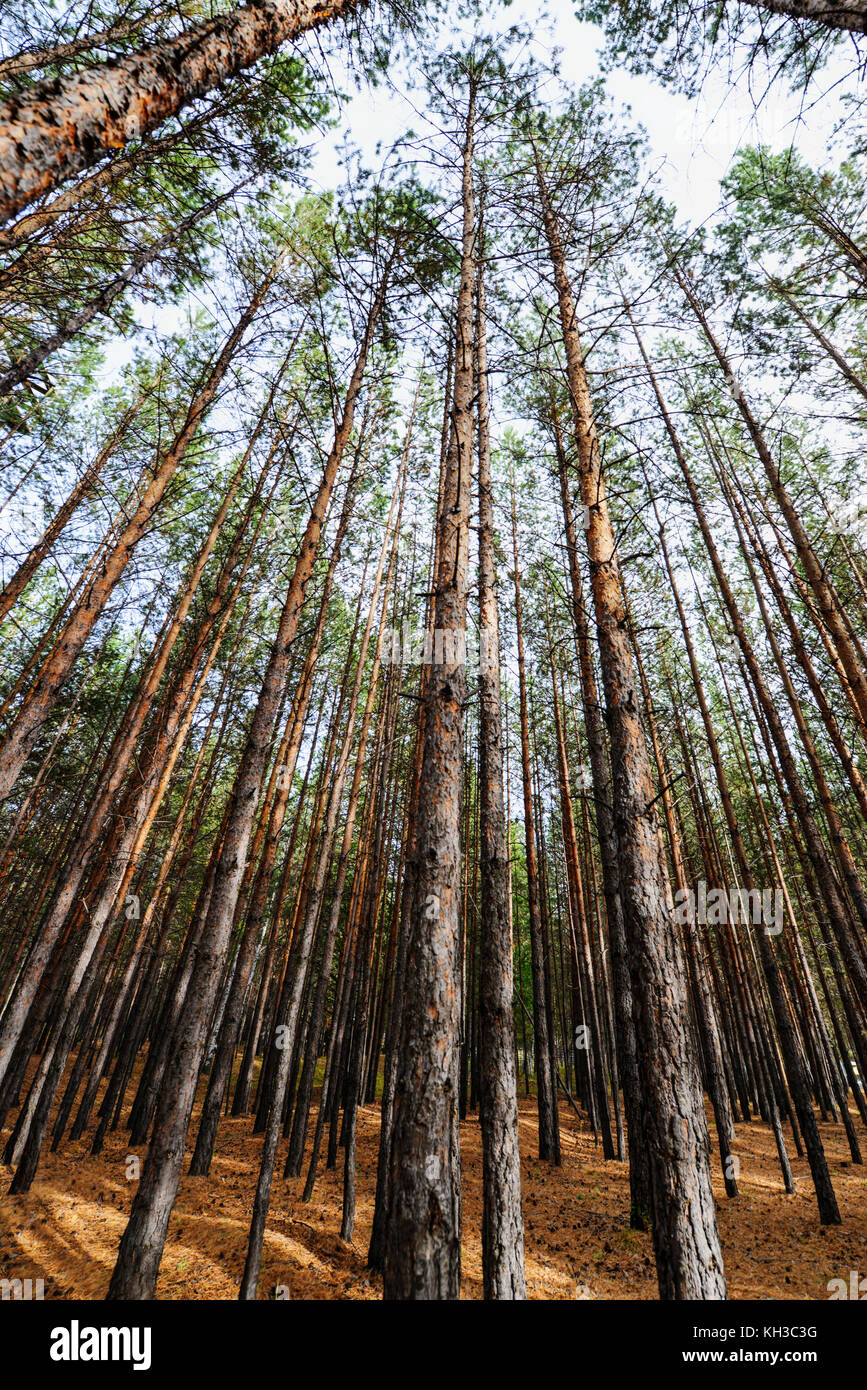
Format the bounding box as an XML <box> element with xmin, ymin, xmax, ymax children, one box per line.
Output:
<box><xmin>510</xmin><ymin>490</ymin><xmax>560</xmax><ymax>1164</ymax></box>
<box><xmin>239</xmin><ymin>418</ymin><xmax>405</xmax><ymax>1298</ymax></box>
<box><xmin>0</xmin><ymin>9</ymin><xmax>176</xmax><ymax>79</ymax></box>
<box><xmin>0</xmin><ymin>385</ymin><xmax>151</xmax><ymax>624</ymax></box>
<box><xmin>673</xmin><ymin>260</ymin><xmax>867</xmax><ymax>735</ymax></box>
<box><xmin>550</xmin><ymin>410</ymin><xmax>650</xmax><ymax>1223</ymax></box>
<box><xmin>0</xmin><ymin>185</ymin><xmax>240</xmax><ymax>395</ymax></box>
<box><xmin>0</xmin><ymin>272</ymin><xmax>272</xmax><ymax>805</ymax></box>
<box><xmin>533</xmin><ymin>136</ymin><xmax>725</xmax><ymax>1298</ymax></box>
<box><xmin>629</xmin><ymin>311</ymin><xmax>842</xmax><ymax>1224</ymax></box>
<box><xmin>475</xmin><ymin>234</ymin><xmax>526</xmax><ymax>1298</ymax></box>
<box><xmin>0</xmin><ymin>379</ymin><xmax>276</xmax><ymax>1087</ymax></box>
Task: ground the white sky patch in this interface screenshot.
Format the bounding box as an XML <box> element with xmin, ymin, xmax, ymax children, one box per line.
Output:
<box><xmin>307</xmin><ymin>0</ymin><xmax>851</xmax><ymax>228</ymax></box>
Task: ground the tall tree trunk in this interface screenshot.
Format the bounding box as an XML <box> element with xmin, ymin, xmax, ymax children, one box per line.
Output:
<box><xmin>382</xmin><ymin>81</ymin><xmax>478</xmax><ymax>1303</ymax></box>
<box><xmin>0</xmin><ymin>378</ymin><xmax>278</xmax><ymax>1087</ymax></box>
<box><xmin>532</xmin><ymin>134</ymin><xmax>725</xmax><ymax>1298</ymax></box>
<box><xmin>510</xmin><ymin>489</ymin><xmax>560</xmax><ymax>1164</ymax></box>
<box><xmin>475</xmin><ymin>232</ymin><xmax>526</xmax><ymax>1299</ymax></box>
<box><xmin>239</xmin><ymin>402</ymin><xmax>405</xmax><ymax>1298</ymax></box>
<box><xmin>0</xmin><ymin>384</ymin><xmax>151</xmax><ymax>624</ymax></box>
<box><xmin>628</xmin><ymin>309</ymin><xmax>842</xmax><ymax>1225</ymax></box>
<box><xmin>189</xmin><ymin>464</ymin><xmax>360</xmax><ymax>1177</ymax></box>
<box><xmin>673</xmin><ymin>259</ymin><xmax>867</xmax><ymax>735</ymax></box>
<box><xmin>550</xmin><ymin>409</ymin><xmax>651</xmax><ymax>1225</ymax></box>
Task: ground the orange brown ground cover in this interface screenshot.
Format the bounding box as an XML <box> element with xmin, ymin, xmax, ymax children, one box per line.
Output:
<box><xmin>1</xmin><ymin>1067</ymin><xmax>865</xmax><ymax>1299</ymax></box>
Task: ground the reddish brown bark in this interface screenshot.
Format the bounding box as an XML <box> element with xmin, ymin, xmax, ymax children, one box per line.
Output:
<box><xmin>0</xmin><ymin>0</ymin><xmax>365</xmax><ymax>225</ymax></box>
<box><xmin>108</xmin><ymin>269</ymin><xmax>386</xmax><ymax>1301</ymax></box>
<box><xmin>532</xmin><ymin>133</ymin><xmax>726</xmax><ymax>1298</ymax></box>
<box><xmin>0</xmin><ymin>272</ymin><xmax>271</xmax><ymax>804</ymax></box>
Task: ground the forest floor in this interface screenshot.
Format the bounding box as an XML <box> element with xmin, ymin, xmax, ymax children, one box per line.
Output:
<box><xmin>1</xmin><ymin>1063</ymin><xmax>865</xmax><ymax>1299</ymax></box>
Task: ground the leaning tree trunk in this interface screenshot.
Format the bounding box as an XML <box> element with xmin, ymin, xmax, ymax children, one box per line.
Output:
<box><xmin>0</xmin><ymin>270</ymin><xmax>272</xmax><ymax>807</ymax></box>
<box><xmin>629</xmin><ymin>313</ymin><xmax>842</xmax><ymax>1225</ymax></box>
<box><xmin>239</xmin><ymin>417</ymin><xmax>404</xmax><ymax>1299</ymax></box>
<box><xmin>189</xmin><ymin>462</ymin><xmax>360</xmax><ymax>1177</ymax></box>
<box><xmin>674</xmin><ymin>260</ymin><xmax>867</xmax><ymax>735</ymax></box>
<box><xmin>0</xmin><ymin>184</ymin><xmax>240</xmax><ymax>396</ymax></box>
<box><xmin>0</xmin><ymin>0</ymin><xmax>365</xmax><ymax>225</ymax></box>
<box><xmin>0</xmin><ymin>374</ymin><xmax>277</xmax><ymax>1088</ymax></box>
<box><xmin>106</xmin><ymin>282</ymin><xmax>383</xmax><ymax>1301</ymax></box>
<box><xmin>0</xmin><ymin>385</ymin><xmax>150</xmax><ymax>625</ymax></box>
<box><xmin>739</xmin><ymin>0</ymin><xmax>867</xmax><ymax>32</ymax></box>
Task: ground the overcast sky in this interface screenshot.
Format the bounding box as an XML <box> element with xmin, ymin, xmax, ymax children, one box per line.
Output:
<box><xmin>307</xmin><ymin>0</ymin><xmax>851</xmax><ymax>229</ymax></box>
<box><xmin>91</xmin><ymin>0</ymin><xmax>859</xmax><ymax>409</ymax></box>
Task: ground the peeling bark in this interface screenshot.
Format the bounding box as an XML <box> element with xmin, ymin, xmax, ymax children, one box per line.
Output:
<box><xmin>0</xmin><ymin>0</ymin><xmax>366</xmax><ymax>226</ymax></box>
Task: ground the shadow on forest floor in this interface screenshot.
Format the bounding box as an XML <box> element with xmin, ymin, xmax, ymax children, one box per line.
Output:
<box><xmin>1</xmin><ymin>1057</ymin><xmax>865</xmax><ymax>1298</ymax></box>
